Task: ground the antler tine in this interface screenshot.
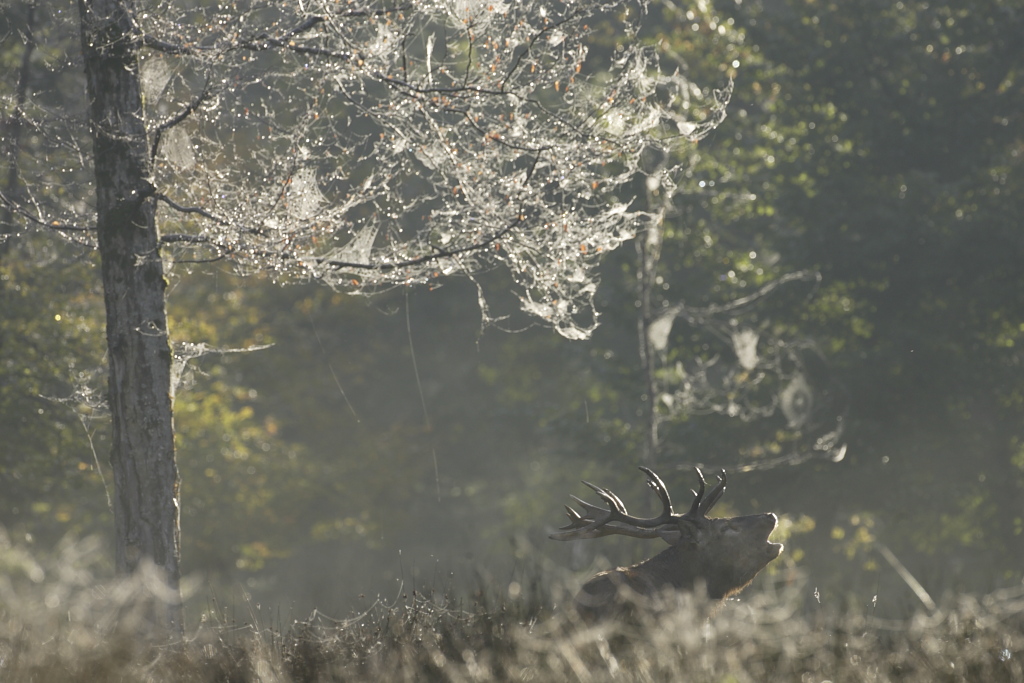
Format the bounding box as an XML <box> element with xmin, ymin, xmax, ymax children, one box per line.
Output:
<box><xmin>555</xmin><ymin>499</ymin><xmax>606</xmax><ymax>534</ymax></box>
<box><xmin>549</xmin><ymin>470</ymin><xmax>681</xmax><ymax>541</ymax></box>
<box><xmin>698</xmin><ymin>469</ymin><xmax>727</xmax><ymax>516</ymax></box>
<box><xmin>638</xmin><ymin>466</ymin><xmax>675</xmax><ymax>517</ymax></box>
<box><xmin>568</xmin><ymin>494</ymin><xmax>615</xmax><ymax>520</ymax></box>
<box><xmin>551</xmin><ymin>467</ymin><xmax>736</xmax><ymax>541</ymax></box>
<box><xmin>582</xmin><ymin>480</ymin><xmax>628</xmax><ymax>514</ymax></box>
<box><xmin>686</xmin><ymin>467</ymin><xmax>708</xmax><ymax>516</ymax></box>
<box><xmin>555</xmin><ymin>491</ymin><xmax>626</xmax><ymax>535</ymax></box>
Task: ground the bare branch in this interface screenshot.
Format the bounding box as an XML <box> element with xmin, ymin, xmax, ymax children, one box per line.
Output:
<box><xmin>0</xmin><ymin>189</ymin><xmax>93</xmax><ymax>233</ymax></box>
<box><xmin>150</xmin><ymin>79</ymin><xmax>213</xmax><ymax>162</ymax></box>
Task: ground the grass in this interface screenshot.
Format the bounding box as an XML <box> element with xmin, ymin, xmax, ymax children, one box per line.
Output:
<box><xmin>1</xmin><ymin>534</ymin><xmax>1022</xmax><ymax>681</ymax></box>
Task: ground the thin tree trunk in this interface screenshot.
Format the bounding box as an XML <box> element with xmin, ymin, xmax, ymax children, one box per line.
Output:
<box><xmin>636</xmin><ymin>222</ymin><xmax>661</xmax><ymax>465</ymax></box>
<box><xmin>78</xmin><ymin>0</ymin><xmax>182</xmax><ymax>632</ymax></box>
<box><xmin>1</xmin><ymin>1</ymin><xmax>36</xmax><ymax>251</ymax></box>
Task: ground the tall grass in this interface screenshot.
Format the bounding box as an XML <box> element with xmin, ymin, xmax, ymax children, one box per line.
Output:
<box><xmin>1</xmin><ymin>532</ymin><xmax>1022</xmax><ymax>681</ymax></box>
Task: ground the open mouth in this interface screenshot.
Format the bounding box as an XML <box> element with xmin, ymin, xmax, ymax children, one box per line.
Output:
<box><xmin>764</xmin><ymin>514</ymin><xmax>784</xmax><ymax>557</ymax></box>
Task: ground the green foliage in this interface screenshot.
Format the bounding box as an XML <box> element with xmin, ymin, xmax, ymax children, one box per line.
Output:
<box><xmin>0</xmin><ymin>238</ymin><xmax>110</xmax><ymax>543</ymax></box>
<box><xmin>704</xmin><ymin>0</ymin><xmax>1024</xmax><ymax>575</ymax></box>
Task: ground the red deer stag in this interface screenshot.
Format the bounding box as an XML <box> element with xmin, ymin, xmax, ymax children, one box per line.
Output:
<box><xmin>551</xmin><ymin>467</ymin><xmax>783</xmax><ymax>621</ymax></box>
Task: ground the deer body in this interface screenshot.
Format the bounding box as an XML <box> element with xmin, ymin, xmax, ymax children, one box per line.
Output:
<box><xmin>551</xmin><ymin>468</ymin><xmax>783</xmax><ymax>621</ymax></box>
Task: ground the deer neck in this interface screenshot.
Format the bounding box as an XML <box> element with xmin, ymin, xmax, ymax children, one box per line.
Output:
<box><xmin>632</xmin><ymin>543</ymin><xmax>721</xmax><ymax>597</ymax></box>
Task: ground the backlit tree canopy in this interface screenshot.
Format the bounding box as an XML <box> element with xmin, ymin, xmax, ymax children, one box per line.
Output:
<box><xmin>15</xmin><ymin>0</ymin><xmax>731</xmax><ymax>340</ymax></box>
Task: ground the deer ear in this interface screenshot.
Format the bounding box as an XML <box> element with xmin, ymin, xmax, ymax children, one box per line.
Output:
<box><xmin>658</xmin><ymin>524</ymin><xmax>700</xmax><ymax>547</ymax></box>
<box><xmin>656</xmin><ymin>527</ymin><xmax>682</xmax><ymax>544</ymax></box>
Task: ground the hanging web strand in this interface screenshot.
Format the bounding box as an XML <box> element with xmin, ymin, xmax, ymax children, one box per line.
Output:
<box><xmin>405</xmin><ymin>291</ymin><xmax>441</xmax><ymax>503</ymax></box>
<box><xmin>308</xmin><ymin>311</ymin><xmax>360</xmax><ymax>422</ymax></box>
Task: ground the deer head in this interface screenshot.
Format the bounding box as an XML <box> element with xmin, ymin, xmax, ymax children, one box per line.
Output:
<box><xmin>550</xmin><ymin>467</ymin><xmax>783</xmax><ymax>621</ymax></box>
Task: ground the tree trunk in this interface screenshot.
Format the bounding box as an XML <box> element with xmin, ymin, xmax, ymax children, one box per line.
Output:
<box><xmin>635</xmin><ymin>223</ymin><xmax>662</xmax><ymax>465</ymax></box>
<box><xmin>78</xmin><ymin>0</ymin><xmax>182</xmax><ymax>632</ymax></box>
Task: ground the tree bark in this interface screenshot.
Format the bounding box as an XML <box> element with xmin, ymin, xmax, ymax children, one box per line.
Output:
<box><xmin>636</xmin><ymin>223</ymin><xmax>662</xmax><ymax>465</ymax></box>
<box><xmin>78</xmin><ymin>0</ymin><xmax>182</xmax><ymax>632</ymax></box>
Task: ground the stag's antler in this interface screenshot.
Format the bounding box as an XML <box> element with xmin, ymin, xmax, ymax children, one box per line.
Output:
<box><xmin>549</xmin><ymin>467</ymin><xmax>726</xmax><ymax>541</ymax></box>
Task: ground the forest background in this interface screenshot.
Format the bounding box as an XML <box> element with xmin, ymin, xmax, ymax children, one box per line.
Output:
<box><xmin>1</xmin><ymin>0</ymin><xmax>1022</xmax><ymax>626</ymax></box>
